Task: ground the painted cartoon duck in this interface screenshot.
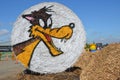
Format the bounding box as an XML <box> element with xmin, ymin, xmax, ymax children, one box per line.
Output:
<box><xmin>13</xmin><ymin>6</ymin><xmax>75</xmax><ymax>68</ymax></box>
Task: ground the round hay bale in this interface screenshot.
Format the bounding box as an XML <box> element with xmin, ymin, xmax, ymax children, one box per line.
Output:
<box><xmin>11</xmin><ymin>2</ymin><xmax>86</xmax><ymax>74</ymax></box>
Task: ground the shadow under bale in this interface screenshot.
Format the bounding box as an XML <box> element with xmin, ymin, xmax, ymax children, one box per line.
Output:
<box><xmin>23</xmin><ymin>69</ymin><xmax>45</xmax><ymax>76</ymax></box>
<box><xmin>65</xmin><ymin>66</ymin><xmax>81</xmax><ymax>72</ymax></box>
<box><xmin>17</xmin><ymin>67</ymin><xmax>81</xmax><ymax>80</ymax></box>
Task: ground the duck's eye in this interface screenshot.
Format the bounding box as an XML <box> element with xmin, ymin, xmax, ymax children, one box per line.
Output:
<box><xmin>39</xmin><ymin>19</ymin><xmax>44</xmax><ymax>27</ymax></box>
<box><xmin>47</xmin><ymin>18</ymin><xmax>52</xmax><ymax>27</ymax></box>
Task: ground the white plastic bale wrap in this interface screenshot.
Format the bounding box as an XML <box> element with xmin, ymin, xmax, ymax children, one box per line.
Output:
<box><xmin>11</xmin><ymin>2</ymin><xmax>86</xmax><ymax>73</ymax></box>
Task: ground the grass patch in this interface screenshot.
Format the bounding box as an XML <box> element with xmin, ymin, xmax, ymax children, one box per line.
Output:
<box><xmin>0</xmin><ymin>52</ymin><xmax>12</xmax><ymax>59</ymax></box>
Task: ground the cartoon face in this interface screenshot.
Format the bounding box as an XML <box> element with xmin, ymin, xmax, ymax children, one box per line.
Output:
<box><xmin>12</xmin><ymin>2</ymin><xmax>86</xmax><ymax>73</ymax></box>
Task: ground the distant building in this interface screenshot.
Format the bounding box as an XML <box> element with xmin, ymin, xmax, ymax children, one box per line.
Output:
<box><xmin>0</xmin><ymin>46</ymin><xmax>12</xmax><ymax>52</ymax></box>
<box><xmin>96</xmin><ymin>43</ymin><xmax>103</xmax><ymax>48</ymax></box>
<box><xmin>96</xmin><ymin>43</ymin><xmax>103</xmax><ymax>50</ymax></box>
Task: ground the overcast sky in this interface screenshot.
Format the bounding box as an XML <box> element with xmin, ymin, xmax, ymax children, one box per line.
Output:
<box><xmin>0</xmin><ymin>0</ymin><xmax>120</xmax><ymax>44</ymax></box>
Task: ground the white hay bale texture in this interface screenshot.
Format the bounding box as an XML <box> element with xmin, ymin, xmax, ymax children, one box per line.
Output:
<box><xmin>11</xmin><ymin>2</ymin><xmax>86</xmax><ymax>74</ymax></box>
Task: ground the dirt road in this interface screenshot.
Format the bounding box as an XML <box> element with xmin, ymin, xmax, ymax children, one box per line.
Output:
<box><xmin>0</xmin><ymin>60</ymin><xmax>25</xmax><ymax>80</ymax></box>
